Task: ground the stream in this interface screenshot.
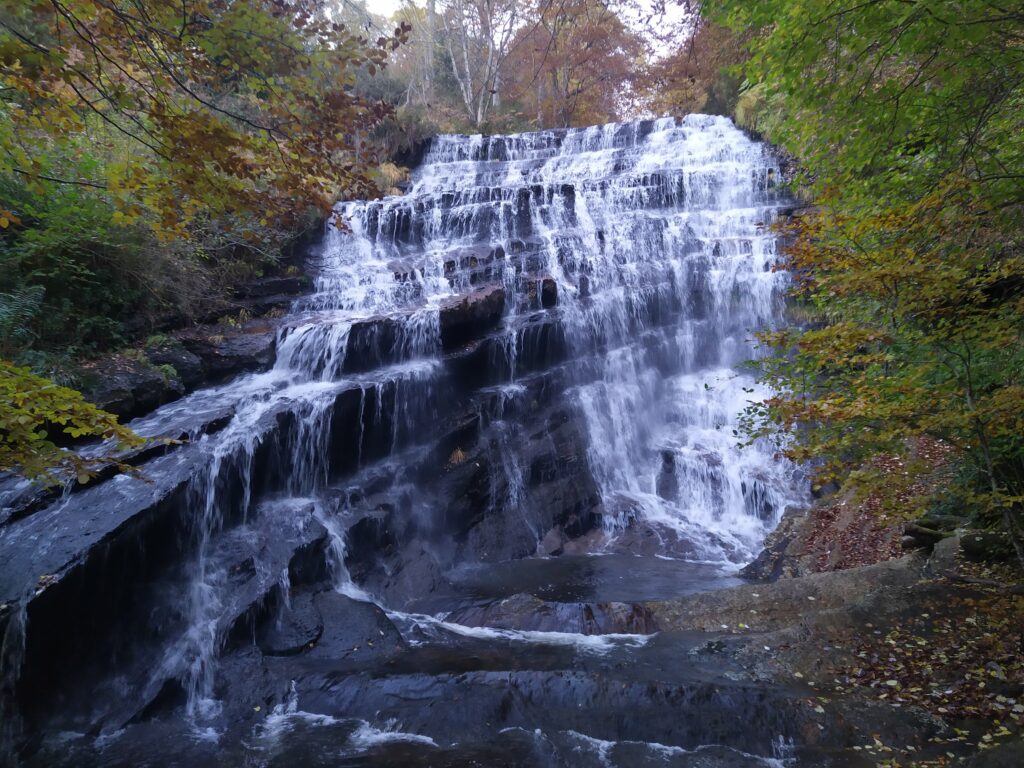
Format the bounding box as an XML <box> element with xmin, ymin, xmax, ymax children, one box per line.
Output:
<box><xmin>0</xmin><ymin>115</ymin><xmax>813</xmax><ymax>767</ymax></box>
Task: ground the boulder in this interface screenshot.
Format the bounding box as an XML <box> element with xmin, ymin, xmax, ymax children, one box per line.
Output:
<box><xmin>308</xmin><ymin>591</ymin><xmax>405</xmax><ymax>661</ymax></box>
<box><xmin>179</xmin><ymin>328</ymin><xmax>275</xmax><ymax>381</ymax></box>
<box><xmin>81</xmin><ymin>355</ymin><xmax>184</xmax><ymax>420</ymax></box>
<box><xmin>960</xmin><ymin>530</ymin><xmax>1016</xmax><ymax>562</ymax></box>
<box><xmin>439</xmin><ymin>285</ymin><xmax>505</xmax><ymax>348</ymax></box>
<box><xmin>144</xmin><ymin>343</ymin><xmax>205</xmax><ymax>390</ymax></box>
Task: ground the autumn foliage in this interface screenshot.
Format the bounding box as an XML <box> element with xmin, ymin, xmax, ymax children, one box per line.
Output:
<box><xmin>706</xmin><ymin>0</ymin><xmax>1024</xmax><ymax>562</ymax></box>
<box><xmin>0</xmin><ymin>1</ymin><xmax>408</xmax><ymax>477</ymax></box>
<box><xmin>0</xmin><ymin>0</ymin><xmax>408</xmax><ymax>237</ymax></box>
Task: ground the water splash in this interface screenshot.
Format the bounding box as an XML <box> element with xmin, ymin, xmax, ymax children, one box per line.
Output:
<box><xmin>340</xmin><ymin>114</ymin><xmax>803</xmax><ymax>561</ymax></box>
<box><xmin>80</xmin><ymin>114</ymin><xmax>802</xmax><ymax>729</ymax></box>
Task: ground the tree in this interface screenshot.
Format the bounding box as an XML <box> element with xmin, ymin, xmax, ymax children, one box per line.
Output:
<box><xmin>438</xmin><ymin>0</ymin><xmax>520</xmax><ymax>127</ymax></box>
<box><xmin>0</xmin><ymin>1</ymin><xmax>409</xmax><ymax>479</ymax></box>
<box><xmin>645</xmin><ymin>16</ymin><xmax>747</xmax><ymax>117</ymax></box>
<box><xmin>704</xmin><ymin>0</ymin><xmax>1024</xmax><ymax>564</ymax></box>
<box><xmin>0</xmin><ymin>0</ymin><xmax>409</xmax><ymax>238</ymax></box>
<box><xmin>508</xmin><ymin>0</ymin><xmax>646</xmax><ymax>128</ymax></box>
<box><xmin>0</xmin><ymin>360</ymin><xmax>142</xmax><ymax>481</ymax></box>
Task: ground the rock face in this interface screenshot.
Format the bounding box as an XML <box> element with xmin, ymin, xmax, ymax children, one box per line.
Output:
<box><xmin>177</xmin><ymin>324</ymin><xmax>276</xmax><ymax>382</ymax></box>
<box><xmin>2</xmin><ymin>116</ymin><xmax>815</xmax><ymax>766</ymax></box>
<box><xmin>438</xmin><ymin>284</ymin><xmax>506</xmax><ymax>348</ymax></box>
<box><xmin>81</xmin><ymin>326</ymin><xmax>278</xmax><ymax>422</ymax></box>
<box><xmin>79</xmin><ymin>271</ymin><xmax>312</xmax><ymax>423</ymax></box>
<box><xmin>741</xmin><ymin>498</ymin><xmax>907</xmax><ymax>580</ymax></box>
<box><xmin>80</xmin><ymin>354</ymin><xmax>184</xmax><ymax>418</ymax></box>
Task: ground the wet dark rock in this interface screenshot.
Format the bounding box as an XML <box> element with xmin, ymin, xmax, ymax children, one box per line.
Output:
<box><xmin>578</xmin><ymin>274</ymin><xmax>591</xmax><ymax>298</ymax></box>
<box><xmin>179</xmin><ymin>327</ymin><xmax>275</xmax><ymax>382</ymax></box>
<box><xmin>343</xmin><ymin>315</ymin><xmax>404</xmax><ymax>373</ymax></box>
<box><xmin>0</xmin><ymin>452</ymin><xmax>334</xmax><ymax>738</ymax></box>
<box><xmin>0</xmin><ymin>475</ymin><xmax>55</xmax><ymax>528</ymax></box>
<box><xmin>1</xmin><ymin>401</ymin><xmax>238</xmax><ymax>527</ymax></box>
<box><xmin>656</xmin><ymin>449</ymin><xmax>678</xmax><ymax>502</ymax></box>
<box><xmin>82</xmin><ymin>355</ymin><xmax>184</xmax><ymax>420</ymax></box>
<box><xmin>144</xmin><ymin>343</ymin><xmax>205</xmax><ymax>390</ymax></box>
<box><xmin>741</xmin><ymin>507</ymin><xmax>806</xmax><ymax>581</ymax></box>
<box><xmin>439</xmin><ymin>285</ymin><xmax>505</xmax><ymax>348</ymax></box>
<box><xmin>442</xmin><ymin>245</ymin><xmax>499</xmax><ymax>280</ymax></box>
<box><xmin>219</xmin><ymin>507</ymin><xmax>332</xmax><ymax>650</ymax></box>
<box><xmin>345</xmin><ymin>510</ymin><xmax>399</xmax><ymax>567</ymax></box>
<box><xmin>446</xmin><ymin>593</ymin><xmax>658</xmax><ymax>635</ymax></box>
<box><xmin>288</xmin><ymin>529</ymin><xmax>332</xmax><ymax>587</ymax></box>
<box><xmin>308</xmin><ymin>591</ymin><xmax>405</xmax><ymax>661</ymax></box>
<box><xmin>3</xmin><ymin>451</ymin><xmax>202</xmax><ymax>734</ymax></box>
<box><xmin>259</xmin><ymin>591</ymin><xmax>324</xmax><ymax>656</ymax></box>
<box><xmin>540</xmin><ymin>276</ymin><xmax>557</xmax><ymax>308</ymax></box>
<box><xmin>388</xmin><ymin>259</ymin><xmax>416</xmax><ymax>282</ymax></box>
<box><xmin>213</xmin><ymin>646</ymin><xmax>293</xmax><ymax>726</ymax></box>
<box><xmin>296</xmin><ymin>666</ymin><xmax>817</xmax><ymax>760</ymax></box>
<box><xmin>233</xmin><ymin>275</ymin><xmax>310</xmax><ymax>299</ymax></box>
<box><xmin>392</xmin><ymin>136</ymin><xmax>432</xmax><ymax>169</ymax></box>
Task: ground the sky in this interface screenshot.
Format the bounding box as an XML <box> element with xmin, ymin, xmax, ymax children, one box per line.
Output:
<box><xmin>360</xmin><ymin>0</ymin><xmax>408</xmax><ymax>16</ymax></box>
<box><xmin>352</xmin><ymin>0</ymin><xmax>689</xmax><ymax>36</ymax></box>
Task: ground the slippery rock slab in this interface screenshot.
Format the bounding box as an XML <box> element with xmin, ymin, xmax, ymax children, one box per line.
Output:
<box><xmin>438</xmin><ymin>285</ymin><xmax>505</xmax><ymax>348</ymax></box>
<box><xmin>646</xmin><ymin>554</ymin><xmax>925</xmax><ymax>634</ymax></box>
<box><xmin>80</xmin><ymin>354</ymin><xmax>185</xmax><ymax>419</ymax></box>
<box><xmin>0</xmin><ymin>445</ymin><xmax>205</xmax><ymax>608</ymax></box>
<box><xmin>444</xmin><ymin>593</ymin><xmax>658</xmax><ymax>635</ymax></box>
<box><xmin>0</xmin><ymin>399</ymin><xmax>237</xmax><ymax>528</ymax></box>
<box><xmin>343</xmin><ymin>314</ymin><xmax>406</xmax><ymax>373</ymax></box>
<box><xmin>216</xmin><ymin>504</ymin><xmax>331</xmax><ymax>650</ymax></box>
<box><xmin>294</xmin><ymin>666</ymin><xmax>820</xmax><ymax>758</ymax></box>
<box><xmin>306</xmin><ymin>591</ymin><xmax>405</xmax><ymax>662</ymax></box>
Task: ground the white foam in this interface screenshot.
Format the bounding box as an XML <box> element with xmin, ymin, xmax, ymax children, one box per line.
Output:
<box><xmin>386</xmin><ymin>610</ymin><xmax>651</xmax><ymax>654</ymax></box>
<box><xmin>348</xmin><ymin>719</ymin><xmax>438</xmax><ymax>749</ymax></box>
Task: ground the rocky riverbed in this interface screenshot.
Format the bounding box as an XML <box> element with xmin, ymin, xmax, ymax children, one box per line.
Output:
<box><xmin>4</xmin><ymin>116</ymin><xmax>1020</xmax><ymax>767</ymax></box>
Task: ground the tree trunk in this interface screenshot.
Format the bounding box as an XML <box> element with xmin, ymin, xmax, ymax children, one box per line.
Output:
<box><xmin>425</xmin><ymin>0</ymin><xmax>436</xmax><ymax>103</ymax></box>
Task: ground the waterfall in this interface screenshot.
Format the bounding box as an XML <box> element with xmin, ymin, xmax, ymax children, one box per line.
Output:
<box><xmin>332</xmin><ymin>114</ymin><xmax>802</xmax><ymax>561</ymax></box>
<box><xmin>161</xmin><ymin>112</ymin><xmax>800</xmax><ymax>717</ymax></box>
<box><xmin>0</xmin><ymin>115</ymin><xmax>809</xmax><ymax>760</ymax></box>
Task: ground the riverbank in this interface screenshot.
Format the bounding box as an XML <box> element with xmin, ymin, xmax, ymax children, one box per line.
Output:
<box><xmin>646</xmin><ymin>522</ymin><xmax>1024</xmax><ymax>766</ymax></box>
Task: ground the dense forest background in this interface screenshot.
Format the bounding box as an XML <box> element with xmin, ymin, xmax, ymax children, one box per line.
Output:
<box><xmin>1</xmin><ymin>0</ymin><xmax>1022</xmax><ymax>562</ymax></box>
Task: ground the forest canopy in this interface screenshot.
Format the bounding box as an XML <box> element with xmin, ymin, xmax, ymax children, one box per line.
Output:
<box><xmin>0</xmin><ymin>0</ymin><xmax>406</xmax><ymax>477</ymax></box>
<box><xmin>2</xmin><ymin>0</ymin><xmax>1022</xmax><ymax>563</ymax></box>
<box><xmin>699</xmin><ymin>0</ymin><xmax>1024</xmax><ymax>561</ymax></box>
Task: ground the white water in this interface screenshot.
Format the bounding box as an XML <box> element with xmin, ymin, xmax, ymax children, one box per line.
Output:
<box><xmin>349</xmin><ymin>114</ymin><xmax>803</xmax><ymax>559</ymax></box>
<box><xmin>154</xmin><ymin>115</ymin><xmax>802</xmax><ymax>717</ymax></box>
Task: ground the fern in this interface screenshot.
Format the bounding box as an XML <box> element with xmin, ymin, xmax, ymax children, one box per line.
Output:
<box><xmin>0</xmin><ymin>285</ymin><xmax>43</xmax><ymax>358</ymax></box>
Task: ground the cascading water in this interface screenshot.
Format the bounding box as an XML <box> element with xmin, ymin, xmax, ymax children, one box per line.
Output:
<box><xmin>0</xmin><ymin>115</ymin><xmax>814</xmax><ymax>767</ymax></box>
<box><xmin>343</xmin><ymin>113</ymin><xmax>803</xmax><ymax>562</ymax></box>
